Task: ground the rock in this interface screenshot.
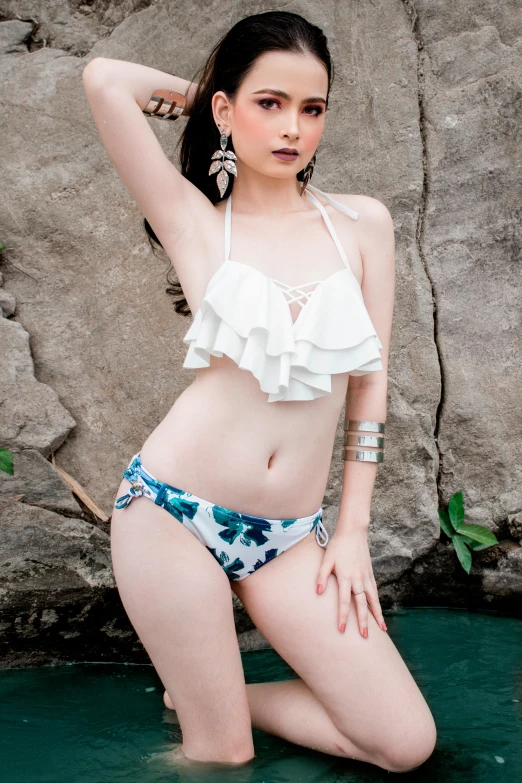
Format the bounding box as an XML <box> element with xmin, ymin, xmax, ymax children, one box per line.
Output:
<box><xmin>0</xmin><ymin>497</ymin><xmax>113</xmax><ymax>591</ymax></box>
<box><xmin>481</xmin><ymin>544</ymin><xmax>522</xmax><ymax>602</ymax></box>
<box><xmin>506</xmin><ymin>512</ymin><xmax>522</xmax><ymax>543</ymax></box>
<box><xmin>0</xmin><ymin>288</ymin><xmax>16</xmax><ymax>317</ymax></box>
<box><xmin>373</xmin><ymin>549</ymin><xmax>415</xmax><ymax>584</ymax></box>
<box><xmin>0</xmin><ymin>317</ymin><xmax>76</xmax><ymax>455</ymax></box>
<box><xmin>417</xmin><ymin>16</ymin><xmax>521</xmax><ymax>522</ymax></box>
<box><xmin>0</xmin><ymin>1</ymin><xmax>157</xmax><ymax>57</ymax></box>
<box><xmin>0</xmin><ymin>497</ymin><xmax>118</xmax><ymax>666</ymax></box>
<box><xmin>381</xmin><ymin>538</ymin><xmax>522</xmax><ymax>613</ymax></box>
<box><xmin>0</xmin><ymin>1</ymin><xmax>520</xmax><ymax>667</ymax></box>
<box><xmin>0</xmin><ymin>21</ymin><xmax>33</xmax><ymax>55</ymax></box>
<box><xmin>0</xmin><ymin>448</ymin><xmax>82</xmax><ymax>516</ymax></box>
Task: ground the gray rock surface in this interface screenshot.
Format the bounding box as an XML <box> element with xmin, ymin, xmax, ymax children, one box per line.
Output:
<box><xmin>0</xmin><ymin>496</ymin><xmax>115</xmax><ymax>666</ymax></box>
<box><xmin>0</xmin><ymin>448</ymin><xmax>82</xmax><ymax>515</ymax></box>
<box><xmin>0</xmin><ymin>1</ymin><xmax>156</xmax><ymax>55</ymax></box>
<box><xmin>0</xmin><ymin>20</ymin><xmax>33</xmax><ymax>55</ymax></box>
<box><xmin>0</xmin><ymin>316</ymin><xmax>76</xmax><ymax>454</ymax></box>
<box><xmin>0</xmin><ymin>287</ymin><xmax>16</xmax><ymax>316</ymax></box>
<box><xmin>0</xmin><ymin>0</ymin><xmax>520</xmax><ymax>666</ymax></box>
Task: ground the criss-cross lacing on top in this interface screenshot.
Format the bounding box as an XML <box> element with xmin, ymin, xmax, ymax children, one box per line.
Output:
<box><xmin>270</xmin><ymin>278</ymin><xmax>323</xmax><ymax>315</ymax></box>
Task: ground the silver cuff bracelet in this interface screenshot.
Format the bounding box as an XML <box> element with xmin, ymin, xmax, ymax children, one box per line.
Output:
<box><xmin>343</xmin><ymin>420</ymin><xmax>386</xmax><ymax>463</ymax></box>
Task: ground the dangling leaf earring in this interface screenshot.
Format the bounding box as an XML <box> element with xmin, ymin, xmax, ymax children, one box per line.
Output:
<box><xmin>209</xmin><ymin>125</ymin><xmax>237</xmax><ymax>197</ymax></box>
<box><xmin>300</xmin><ymin>151</ymin><xmax>317</xmax><ymax>194</ymax></box>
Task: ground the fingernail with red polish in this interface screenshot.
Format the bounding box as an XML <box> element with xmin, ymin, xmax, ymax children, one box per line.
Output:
<box><xmin>317</xmin><ymin>584</ymin><xmax>323</xmax><ymax>594</ymax></box>
<box><xmin>340</xmin><ymin>623</ymin><xmax>346</xmax><ymax>633</ymax></box>
<box><xmin>381</xmin><ymin>622</ymin><xmax>388</xmax><ymax>632</ymax></box>
<box><xmin>363</xmin><ymin>627</ymin><xmax>368</xmax><ymax>638</ymax></box>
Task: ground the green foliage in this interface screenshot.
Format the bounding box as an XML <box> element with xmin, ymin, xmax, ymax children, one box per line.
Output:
<box><xmin>0</xmin><ymin>448</ymin><xmax>14</xmax><ymax>475</ymax></box>
<box><xmin>438</xmin><ymin>490</ymin><xmax>498</xmax><ymax>574</ymax></box>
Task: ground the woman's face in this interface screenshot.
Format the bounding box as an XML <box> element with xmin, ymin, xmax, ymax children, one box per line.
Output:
<box><xmin>213</xmin><ymin>50</ymin><xmax>328</xmax><ymax>180</ymax></box>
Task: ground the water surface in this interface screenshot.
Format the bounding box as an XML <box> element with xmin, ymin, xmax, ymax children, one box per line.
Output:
<box><xmin>1</xmin><ymin>608</ymin><xmax>521</xmax><ymax>782</ymax></box>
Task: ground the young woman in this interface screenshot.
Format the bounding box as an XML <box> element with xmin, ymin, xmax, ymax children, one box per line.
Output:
<box><xmin>83</xmin><ymin>10</ymin><xmax>436</xmax><ymax>772</ymax></box>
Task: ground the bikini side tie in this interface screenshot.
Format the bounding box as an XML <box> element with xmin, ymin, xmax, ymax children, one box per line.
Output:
<box><xmin>314</xmin><ymin>516</ymin><xmax>329</xmax><ymax>547</ymax></box>
<box><xmin>114</xmin><ymin>478</ymin><xmax>156</xmax><ymax>509</ymax></box>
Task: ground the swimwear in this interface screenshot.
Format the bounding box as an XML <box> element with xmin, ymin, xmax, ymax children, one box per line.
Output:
<box><xmin>182</xmin><ymin>183</ymin><xmax>383</xmax><ymax>402</ymax></box>
<box><xmin>114</xmin><ymin>452</ymin><xmax>329</xmax><ymax>581</ymax></box>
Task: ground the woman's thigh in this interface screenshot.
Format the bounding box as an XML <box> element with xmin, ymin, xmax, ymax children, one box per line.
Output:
<box><xmin>111</xmin><ymin>479</ymin><xmax>254</xmax><ymax>763</ymax></box>
<box><xmin>231</xmin><ymin>531</ymin><xmax>437</xmax><ymax>771</ymax></box>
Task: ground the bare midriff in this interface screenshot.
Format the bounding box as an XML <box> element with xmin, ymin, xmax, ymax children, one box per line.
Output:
<box><xmin>139</xmin><ymin>354</ymin><xmax>349</xmax><ymax>519</ymax></box>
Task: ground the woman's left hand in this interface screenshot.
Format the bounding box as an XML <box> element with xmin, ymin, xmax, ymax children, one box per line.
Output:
<box><xmin>315</xmin><ymin>528</ymin><xmax>388</xmax><ymax>638</ymax></box>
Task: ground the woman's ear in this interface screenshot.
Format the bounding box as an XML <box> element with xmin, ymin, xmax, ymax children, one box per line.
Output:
<box><xmin>211</xmin><ymin>90</ymin><xmax>232</xmax><ymax>133</ymax></box>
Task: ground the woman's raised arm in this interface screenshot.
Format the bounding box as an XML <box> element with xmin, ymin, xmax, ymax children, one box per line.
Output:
<box><xmin>82</xmin><ymin>57</ymin><xmax>213</xmax><ymax>247</ymax></box>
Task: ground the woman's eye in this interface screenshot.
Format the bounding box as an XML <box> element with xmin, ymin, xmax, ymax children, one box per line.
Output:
<box><xmin>304</xmin><ymin>105</ymin><xmax>324</xmax><ymax>116</ymax></box>
<box><xmin>258</xmin><ymin>99</ymin><xmax>323</xmax><ymax>116</ymax></box>
<box><xmin>258</xmin><ymin>99</ymin><xmax>279</xmax><ymax>110</ymax></box>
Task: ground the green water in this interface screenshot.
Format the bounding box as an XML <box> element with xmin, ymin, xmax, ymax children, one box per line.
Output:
<box><xmin>1</xmin><ymin>608</ymin><xmax>521</xmax><ymax>782</ymax></box>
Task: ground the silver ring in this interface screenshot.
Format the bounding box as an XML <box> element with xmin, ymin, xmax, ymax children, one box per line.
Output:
<box><xmin>353</xmin><ymin>589</ymin><xmax>365</xmax><ymax>595</ymax></box>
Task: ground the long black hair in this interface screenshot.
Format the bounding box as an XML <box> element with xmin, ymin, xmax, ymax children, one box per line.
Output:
<box><xmin>144</xmin><ymin>10</ymin><xmax>334</xmax><ymax>316</ymax></box>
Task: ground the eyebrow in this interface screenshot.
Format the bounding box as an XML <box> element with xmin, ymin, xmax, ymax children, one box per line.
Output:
<box><xmin>252</xmin><ymin>88</ymin><xmax>327</xmax><ymax>104</ymax></box>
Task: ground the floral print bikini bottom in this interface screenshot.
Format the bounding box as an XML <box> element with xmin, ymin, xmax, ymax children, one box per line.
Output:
<box><xmin>114</xmin><ymin>452</ymin><xmax>329</xmax><ymax>581</ymax></box>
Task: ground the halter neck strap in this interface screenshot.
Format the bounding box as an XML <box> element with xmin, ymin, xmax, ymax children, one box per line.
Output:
<box><xmin>305</xmin><ymin>183</ymin><xmax>360</xmax><ymax>220</ymax></box>
<box><xmin>224</xmin><ymin>185</ymin><xmax>360</xmax><ymax>275</ymax></box>
<box><xmin>303</xmin><ymin>189</ymin><xmax>351</xmax><ymax>269</ymax></box>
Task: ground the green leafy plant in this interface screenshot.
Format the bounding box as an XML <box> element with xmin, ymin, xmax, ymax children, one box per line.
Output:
<box><xmin>0</xmin><ymin>448</ymin><xmax>14</xmax><ymax>475</ymax></box>
<box><xmin>438</xmin><ymin>490</ymin><xmax>498</xmax><ymax>573</ymax></box>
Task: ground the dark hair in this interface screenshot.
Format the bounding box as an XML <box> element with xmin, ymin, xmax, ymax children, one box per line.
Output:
<box><xmin>144</xmin><ymin>10</ymin><xmax>334</xmax><ymax>316</ymax></box>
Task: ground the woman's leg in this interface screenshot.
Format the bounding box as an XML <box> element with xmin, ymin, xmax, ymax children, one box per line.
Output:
<box><xmin>164</xmin><ymin>677</ymin><xmax>352</xmax><ymax>756</ymax></box>
<box><xmin>230</xmin><ymin>530</ymin><xmax>437</xmax><ymax>773</ymax></box>
<box><xmin>111</xmin><ymin>479</ymin><xmax>255</xmax><ymax>765</ymax></box>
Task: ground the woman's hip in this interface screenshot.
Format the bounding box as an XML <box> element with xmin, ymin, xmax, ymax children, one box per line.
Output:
<box><xmin>112</xmin><ymin>450</ymin><xmax>329</xmax><ymax>582</ymax></box>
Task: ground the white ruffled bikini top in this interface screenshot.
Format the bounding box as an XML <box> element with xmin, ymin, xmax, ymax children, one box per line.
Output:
<box><xmin>182</xmin><ymin>183</ymin><xmax>383</xmax><ymax>402</ymax></box>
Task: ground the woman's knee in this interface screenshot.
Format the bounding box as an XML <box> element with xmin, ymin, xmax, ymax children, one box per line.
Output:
<box><xmin>379</xmin><ymin>714</ymin><xmax>437</xmax><ymax>773</ymax></box>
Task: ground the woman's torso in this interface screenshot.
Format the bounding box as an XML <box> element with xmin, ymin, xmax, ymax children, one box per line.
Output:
<box><xmin>139</xmin><ymin>189</ymin><xmax>364</xmax><ymax>519</ymax></box>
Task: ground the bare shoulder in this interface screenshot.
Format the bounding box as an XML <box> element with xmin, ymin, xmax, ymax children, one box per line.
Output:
<box><xmin>328</xmin><ymin>192</ymin><xmax>394</xmax><ymax>259</ymax></box>
<box><xmin>329</xmin><ymin>192</ymin><xmax>395</xmax><ymax>287</ymax></box>
<box><xmin>328</xmin><ymin>192</ymin><xmax>393</xmax><ymax>228</ymax></box>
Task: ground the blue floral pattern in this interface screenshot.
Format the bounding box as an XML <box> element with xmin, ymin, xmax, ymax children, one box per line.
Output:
<box><xmin>114</xmin><ymin>452</ymin><xmax>328</xmax><ymax>581</ymax></box>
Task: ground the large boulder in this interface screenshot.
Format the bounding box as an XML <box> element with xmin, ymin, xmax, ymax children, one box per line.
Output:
<box><xmin>0</xmin><ymin>0</ymin><xmax>520</xmax><ymax>666</ymax></box>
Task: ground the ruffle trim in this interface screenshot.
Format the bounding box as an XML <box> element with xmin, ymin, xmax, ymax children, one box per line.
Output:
<box><xmin>182</xmin><ymin>261</ymin><xmax>384</xmax><ymax>403</ymax></box>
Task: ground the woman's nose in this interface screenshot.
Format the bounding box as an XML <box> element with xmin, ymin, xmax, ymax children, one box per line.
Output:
<box><xmin>281</xmin><ymin>113</ymin><xmax>301</xmax><ymax>138</ymax></box>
